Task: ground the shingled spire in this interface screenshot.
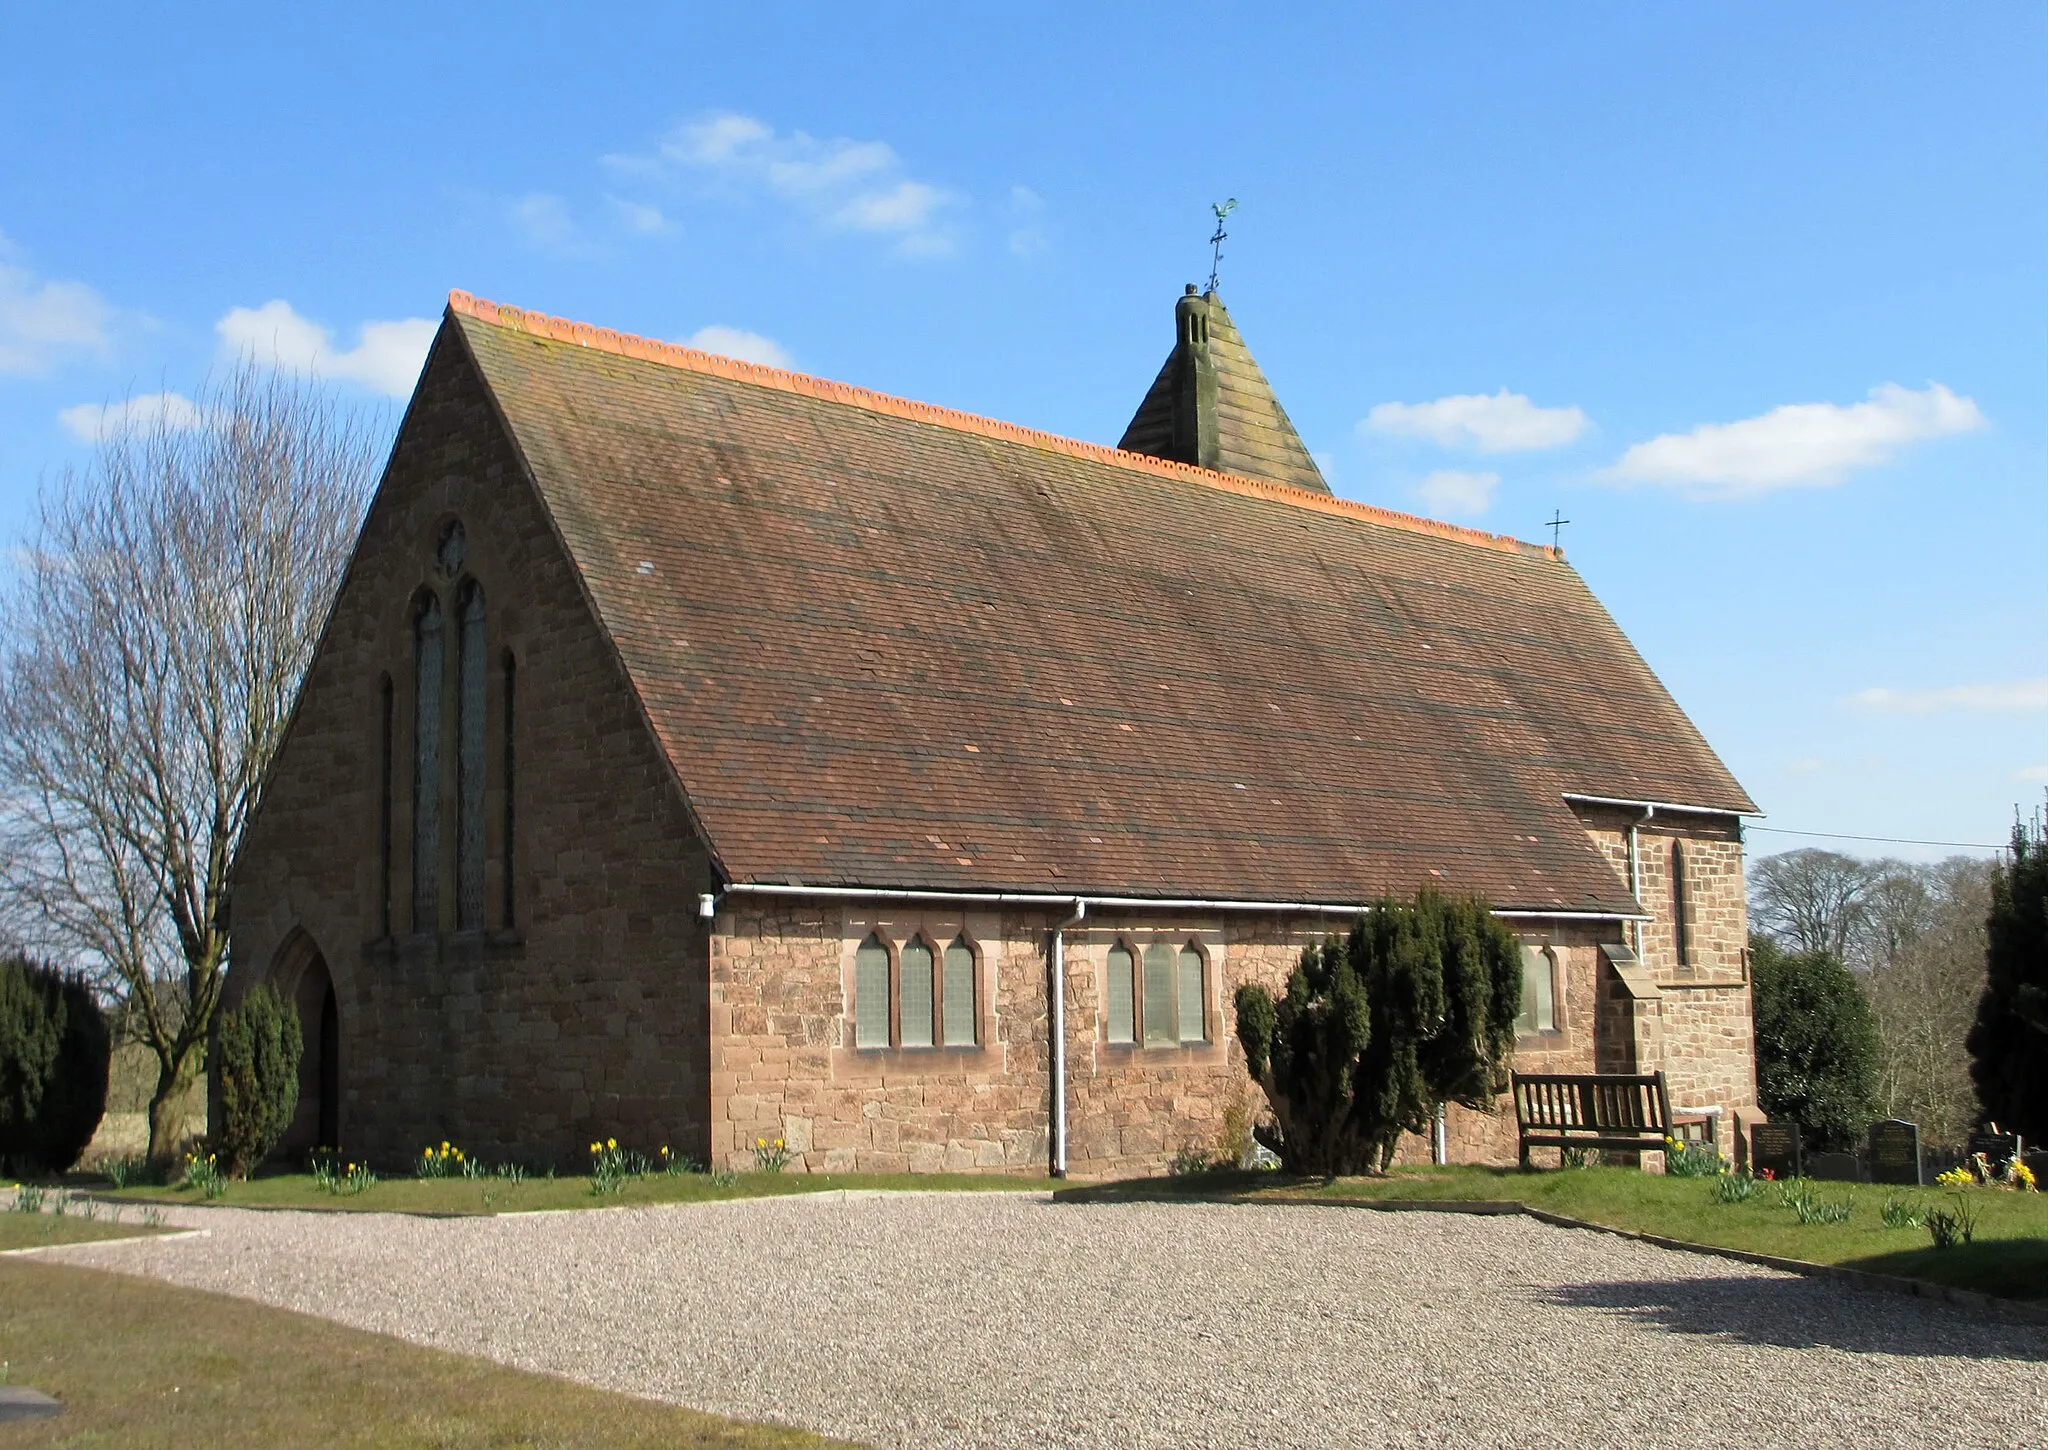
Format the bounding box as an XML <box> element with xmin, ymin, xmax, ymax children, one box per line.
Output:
<box><xmin>1118</xmin><ymin>285</ymin><xmax>1330</xmax><ymax>495</ymax></box>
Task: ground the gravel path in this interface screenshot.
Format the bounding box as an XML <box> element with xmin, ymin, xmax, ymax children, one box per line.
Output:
<box><xmin>48</xmin><ymin>1193</ymin><xmax>2048</xmax><ymax>1449</ymax></box>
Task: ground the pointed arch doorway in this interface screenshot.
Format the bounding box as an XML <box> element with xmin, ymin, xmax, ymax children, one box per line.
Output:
<box><xmin>271</xmin><ymin>932</ymin><xmax>340</xmax><ymax>1155</ymax></box>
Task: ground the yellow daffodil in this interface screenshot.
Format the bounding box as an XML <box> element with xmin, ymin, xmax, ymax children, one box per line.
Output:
<box><xmin>607</xmin><ymin>1137</ymin><xmax>617</xmax><ymax>1150</ymax></box>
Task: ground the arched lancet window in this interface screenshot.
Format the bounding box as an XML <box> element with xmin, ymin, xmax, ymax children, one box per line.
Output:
<box><xmin>1141</xmin><ymin>943</ymin><xmax>1176</xmax><ymax>1047</ymax></box>
<box><xmin>1176</xmin><ymin>943</ymin><xmax>1207</xmax><ymax>1043</ymax></box>
<box><xmin>501</xmin><ymin>651</ymin><xmax>517</xmax><ymax>931</ymax></box>
<box><xmin>899</xmin><ymin>937</ymin><xmax>935</xmax><ymax>1048</ymax></box>
<box><xmin>411</xmin><ymin>594</ymin><xmax>443</xmax><ymax>931</ymax></box>
<box><xmin>377</xmin><ymin>675</ymin><xmax>393</xmax><ymax>938</ymax></box>
<box><xmin>942</xmin><ymin>936</ymin><xmax>977</xmax><ymax>1047</ymax></box>
<box><xmin>1106</xmin><ymin>943</ymin><xmax>1136</xmax><ymax>1044</ymax></box>
<box><xmin>854</xmin><ymin>933</ymin><xmax>891</xmax><ymax>1048</ymax></box>
<box><xmin>455</xmin><ymin>581</ymin><xmax>487</xmax><ymax>931</ymax></box>
<box><xmin>1670</xmin><ymin>841</ymin><xmax>1692</xmax><ymax>969</ymax></box>
<box><xmin>1517</xmin><ymin>945</ymin><xmax>1557</xmax><ymax>1035</ymax></box>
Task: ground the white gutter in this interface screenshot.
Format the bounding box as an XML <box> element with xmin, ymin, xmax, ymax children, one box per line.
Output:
<box><xmin>718</xmin><ymin>882</ymin><xmax>1643</xmax><ymax>922</ymax></box>
<box><xmin>1563</xmin><ymin>792</ymin><xmax>1759</xmax><ymax>819</ymax></box>
<box><xmin>1048</xmin><ymin>898</ymin><xmax>1086</xmax><ymax>1178</ymax></box>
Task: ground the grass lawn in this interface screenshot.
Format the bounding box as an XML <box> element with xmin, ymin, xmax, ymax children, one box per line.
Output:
<box><xmin>0</xmin><ymin>1211</ymin><xmax>162</xmax><ymax>1253</ymax></box>
<box><xmin>1060</xmin><ymin>1164</ymin><xmax>2048</xmax><ymax>1301</ymax></box>
<box><xmin>103</xmin><ymin>1169</ymin><xmax>1059</xmax><ymax>1216</ymax></box>
<box><xmin>0</xmin><ymin>1258</ymin><xmax>855</xmax><ymax>1449</ymax></box>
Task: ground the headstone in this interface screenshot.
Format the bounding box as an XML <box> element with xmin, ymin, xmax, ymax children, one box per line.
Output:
<box><xmin>1808</xmin><ymin>1151</ymin><xmax>1858</xmax><ymax>1182</ymax></box>
<box><xmin>0</xmin><ymin>1387</ymin><xmax>62</xmax><ymax>1423</ymax></box>
<box><xmin>1967</xmin><ymin>1129</ymin><xmax>2019</xmax><ymax>1175</ymax></box>
<box><xmin>1750</xmin><ymin>1121</ymin><xmax>1802</xmax><ymax>1180</ymax></box>
<box><xmin>1867</xmin><ymin>1119</ymin><xmax>1923</xmax><ymax>1186</ymax></box>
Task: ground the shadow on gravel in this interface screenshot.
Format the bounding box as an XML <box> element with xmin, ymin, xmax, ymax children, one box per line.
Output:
<box><xmin>1537</xmin><ymin>1277</ymin><xmax>2048</xmax><ymax>1361</ymax></box>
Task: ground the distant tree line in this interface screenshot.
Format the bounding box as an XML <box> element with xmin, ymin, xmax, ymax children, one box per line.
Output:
<box><xmin>1749</xmin><ymin>819</ymin><xmax>2046</xmax><ymax>1147</ymax></box>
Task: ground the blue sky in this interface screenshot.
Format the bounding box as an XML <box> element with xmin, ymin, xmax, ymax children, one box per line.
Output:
<box><xmin>2</xmin><ymin>4</ymin><xmax>2041</xmax><ymax>861</ymax></box>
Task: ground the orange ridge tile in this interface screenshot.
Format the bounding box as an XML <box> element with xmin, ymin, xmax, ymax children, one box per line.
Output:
<box><xmin>447</xmin><ymin>290</ymin><xmax>1558</xmax><ymax>561</ymax></box>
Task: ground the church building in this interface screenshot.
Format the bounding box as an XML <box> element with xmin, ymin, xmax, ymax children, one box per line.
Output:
<box><xmin>226</xmin><ymin>284</ymin><xmax>1761</xmax><ymax>1176</ymax></box>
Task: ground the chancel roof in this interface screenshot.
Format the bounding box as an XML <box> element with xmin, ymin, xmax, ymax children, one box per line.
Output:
<box><xmin>444</xmin><ymin>292</ymin><xmax>1754</xmax><ymax>914</ymax></box>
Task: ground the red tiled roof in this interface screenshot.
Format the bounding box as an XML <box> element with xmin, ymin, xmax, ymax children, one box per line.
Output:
<box><xmin>448</xmin><ymin>293</ymin><xmax>1754</xmax><ymax>914</ymax></box>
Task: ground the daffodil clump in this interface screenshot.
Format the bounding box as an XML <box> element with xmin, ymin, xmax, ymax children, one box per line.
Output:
<box><xmin>416</xmin><ymin>1141</ymin><xmax>467</xmax><ymax>1180</ymax></box>
<box><xmin>754</xmin><ymin>1136</ymin><xmax>793</xmax><ymax>1173</ymax></box>
<box><xmin>180</xmin><ymin>1150</ymin><xmax>227</xmax><ymax>1200</ymax></box>
<box><xmin>1936</xmin><ymin>1151</ymin><xmax>2039</xmax><ymax>1191</ymax></box>
<box><xmin>589</xmin><ymin>1137</ymin><xmax>627</xmax><ymax>1195</ymax></box>
<box><xmin>313</xmin><ymin>1156</ymin><xmax>378</xmax><ymax>1196</ymax></box>
<box><xmin>1660</xmin><ymin>1136</ymin><xmax>1723</xmax><ymax>1179</ymax></box>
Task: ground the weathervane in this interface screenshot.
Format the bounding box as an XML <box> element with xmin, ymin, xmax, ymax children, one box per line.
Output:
<box><xmin>1546</xmin><ymin>509</ymin><xmax>1571</xmax><ymax>551</ymax></box>
<box><xmin>1206</xmin><ymin>198</ymin><xmax>1237</xmax><ymax>294</ymax></box>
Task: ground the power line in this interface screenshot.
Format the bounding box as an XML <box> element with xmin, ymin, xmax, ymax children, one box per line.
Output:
<box><xmin>1746</xmin><ymin>825</ymin><xmax>2007</xmax><ymax>851</ymax></box>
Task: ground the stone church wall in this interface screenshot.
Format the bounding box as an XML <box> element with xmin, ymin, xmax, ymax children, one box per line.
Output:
<box><xmin>227</xmin><ymin>330</ymin><xmax>716</xmax><ymax>1170</ymax></box>
<box><xmin>1574</xmin><ymin>803</ymin><xmax>1757</xmax><ymax>1159</ymax></box>
<box><xmin>710</xmin><ymin>902</ymin><xmax>1641</xmax><ymax>1177</ymax></box>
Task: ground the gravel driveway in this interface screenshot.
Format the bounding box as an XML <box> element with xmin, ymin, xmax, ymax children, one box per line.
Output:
<box><xmin>49</xmin><ymin>1193</ymin><xmax>2048</xmax><ymax>1449</ymax></box>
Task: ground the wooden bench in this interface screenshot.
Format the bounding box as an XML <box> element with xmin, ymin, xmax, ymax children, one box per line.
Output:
<box><xmin>1511</xmin><ymin>1071</ymin><xmax>1672</xmax><ymax>1169</ymax></box>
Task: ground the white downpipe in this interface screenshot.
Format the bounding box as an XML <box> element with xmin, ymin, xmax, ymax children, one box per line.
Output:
<box><xmin>1431</xmin><ymin>1102</ymin><xmax>1448</xmax><ymax>1165</ymax></box>
<box><xmin>1049</xmin><ymin>898</ymin><xmax>1086</xmax><ymax>1178</ymax></box>
<box><xmin>1626</xmin><ymin>805</ymin><xmax>1656</xmax><ymax>956</ymax></box>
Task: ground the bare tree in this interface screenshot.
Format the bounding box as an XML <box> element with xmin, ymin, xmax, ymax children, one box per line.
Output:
<box><xmin>1864</xmin><ymin>857</ymin><xmax>1994</xmax><ymax>1145</ymax></box>
<box><xmin>0</xmin><ymin>366</ymin><xmax>377</xmax><ymax>1165</ymax></box>
<box><xmin>1749</xmin><ymin>848</ymin><xmax>1876</xmax><ymax>959</ymax></box>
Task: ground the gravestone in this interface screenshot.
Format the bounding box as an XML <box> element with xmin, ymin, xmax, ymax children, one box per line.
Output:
<box><xmin>0</xmin><ymin>1387</ymin><xmax>62</xmax><ymax>1423</ymax></box>
<box><xmin>1967</xmin><ymin>1129</ymin><xmax>2019</xmax><ymax>1175</ymax></box>
<box><xmin>1750</xmin><ymin>1121</ymin><xmax>1802</xmax><ymax>1180</ymax></box>
<box><xmin>1867</xmin><ymin>1119</ymin><xmax>1923</xmax><ymax>1186</ymax></box>
<box><xmin>1808</xmin><ymin>1151</ymin><xmax>1858</xmax><ymax>1182</ymax></box>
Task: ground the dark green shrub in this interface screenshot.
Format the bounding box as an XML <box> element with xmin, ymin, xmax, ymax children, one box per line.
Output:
<box><xmin>212</xmin><ymin>984</ymin><xmax>302</xmax><ymax>1177</ymax></box>
<box><xmin>1750</xmin><ymin>935</ymin><xmax>1878</xmax><ymax>1151</ymax></box>
<box><xmin>1235</xmin><ymin>890</ymin><xmax>1521</xmax><ymax>1175</ymax></box>
<box><xmin>0</xmin><ymin>953</ymin><xmax>111</xmax><ymax>1174</ymax></box>
<box><xmin>1968</xmin><ymin>817</ymin><xmax>2048</xmax><ymax>1138</ymax></box>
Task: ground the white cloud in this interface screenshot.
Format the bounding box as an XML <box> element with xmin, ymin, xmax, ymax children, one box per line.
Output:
<box><xmin>0</xmin><ymin>230</ymin><xmax>113</xmax><ymax>374</ymax></box>
<box><xmin>1847</xmin><ymin>678</ymin><xmax>2048</xmax><ymax>714</ymax></box>
<box><xmin>1414</xmin><ymin>469</ymin><xmax>1501</xmax><ymax>516</ymax></box>
<box><xmin>1006</xmin><ymin>185</ymin><xmax>1048</xmax><ymax>258</ymax></box>
<box><xmin>509</xmin><ymin>192</ymin><xmax>579</xmax><ymax>251</ymax></box>
<box><xmin>1364</xmin><ymin>389</ymin><xmax>1588</xmax><ymax>453</ymax></box>
<box><xmin>217</xmin><ymin>300</ymin><xmax>436</xmax><ymax>397</ymax></box>
<box><xmin>58</xmin><ymin>391</ymin><xmax>202</xmax><ymax>443</ymax></box>
<box><xmin>1602</xmin><ymin>382</ymin><xmax>1985</xmax><ymax>499</ymax></box>
<box><xmin>607</xmin><ymin>196</ymin><xmax>670</xmax><ymax>235</ymax></box>
<box><xmin>609</xmin><ymin>111</ymin><xmax>960</xmax><ymax>257</ymax></box>
<box><xmin>2017</xmin><ymin>765</ymin><xmax>2048</xmax><ymax>783</ymax></box>
<box><xmin>683</xmin><ymin>326</ymin><xmax>792</xmax><ymax>369</ymax></box>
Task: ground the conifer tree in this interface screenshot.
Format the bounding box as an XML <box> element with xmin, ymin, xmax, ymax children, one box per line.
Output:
<box><xmin>1750</xmin><ymin>935</ymin><xmax>1879</xmax><ymax>1151</ymax></box>
<box><xmin>1967</xmin><ymin>816</ymin><xmax>2048</xmax><ymax>1138</ymax></box>
<box><xmin>1235</xmin><ymin>890</ymin><xmax>1520</xmax><ymax>1175</ymax></box>
<box><xmin>0</xmin><ymin>953</ymin><xmax>111</xmax><ymax>1174</ymax></box>
<box><xmin>212</xmin><ymin>985</ymin><xmax>302</xmax><ymax>1177</ymax></box>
